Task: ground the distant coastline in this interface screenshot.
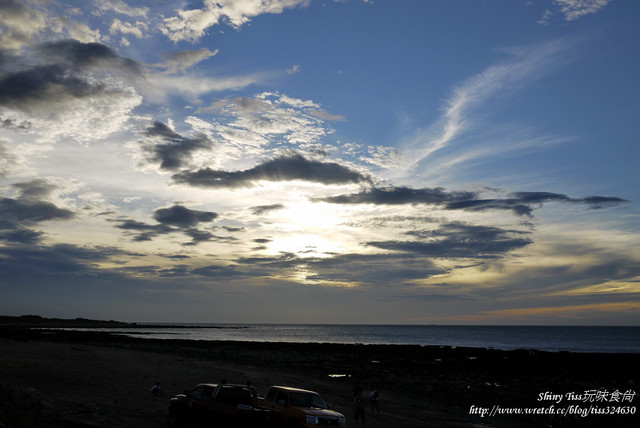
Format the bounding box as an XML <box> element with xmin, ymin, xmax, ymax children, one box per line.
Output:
<box><xmin>0</xmin><ymin>315</ymin><xmax>243</xmax><ymax>329</ymax></box>
<box><xmin>0</xmin><ymin>314</ymin><xmax>132</xmax><ymax>328</ymax></box>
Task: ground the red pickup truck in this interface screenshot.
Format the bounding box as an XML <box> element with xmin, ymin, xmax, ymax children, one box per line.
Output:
<box><xmin>259</xmin><ymin>385</ymin><xmax>347</xmax><ymax>427</ymax></box>
<box><xmin>167</xmin><ymin>383</ymin><xmax>282</xmax><ymax>427</ymax></box>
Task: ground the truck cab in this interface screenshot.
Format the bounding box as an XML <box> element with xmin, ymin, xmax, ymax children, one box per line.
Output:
<box><xmin>168</xmin><ymin>383</ymin><xmax>281</xmax><ymax>427</ymax></box>
<box><xmin>260</xmin><ymin>386</ymin><xmax>346</xmax><ymax>427</ymax></box>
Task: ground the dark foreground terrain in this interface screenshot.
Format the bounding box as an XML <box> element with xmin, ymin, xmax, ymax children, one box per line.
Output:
<box><xmin>0</xmin><ymin>324</ymin><xmax>638</xmax><ymax>427</ymax></box>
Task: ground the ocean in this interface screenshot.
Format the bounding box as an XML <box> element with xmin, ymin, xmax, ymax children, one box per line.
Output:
<box><xmin>63</xmin><ymin>324</ymin><xmax>640</xmax><ymax>353</ymax></box>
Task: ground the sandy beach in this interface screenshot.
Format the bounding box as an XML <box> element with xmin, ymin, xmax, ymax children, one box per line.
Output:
<box><xmin>1</xmin><ymin>327</ymin><xmax>638</xmax><ymax>427</ymax></box>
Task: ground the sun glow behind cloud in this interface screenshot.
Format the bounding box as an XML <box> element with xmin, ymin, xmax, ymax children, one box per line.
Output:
<box><xmin>259</xmin><ymin>200</ymin><xmax>349</xmax><ymax>258</ymax></box>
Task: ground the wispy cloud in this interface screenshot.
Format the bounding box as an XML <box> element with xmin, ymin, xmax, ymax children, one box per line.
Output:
<box><xmin>139</xmin><ymin>72</ymin><xmax>273</xmax><ymax>104</ymax></box>
<box><xmin>155</xmin><ymin>48</ymin><xmax>219</xmax><ymax>74</ymax></box>
<box><xmin>404</xmin><ymin>41</ymin><xmax>570</xmax><ymax>169</ymax></box>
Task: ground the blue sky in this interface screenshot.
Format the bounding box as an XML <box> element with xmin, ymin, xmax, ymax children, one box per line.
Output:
<box><xmin>0</xmin><ymin>0</ymin><xmax>638</xmax><ymax>325</ymax></box>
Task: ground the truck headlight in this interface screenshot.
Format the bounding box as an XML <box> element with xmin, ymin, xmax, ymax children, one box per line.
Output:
<box><xmin>306</xmin><ymin>415</ymin><xmax>318</xmax><ymax>424</ymax></box>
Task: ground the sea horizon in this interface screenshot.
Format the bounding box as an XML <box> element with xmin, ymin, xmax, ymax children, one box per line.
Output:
<box><xmin>48</xmin><ymin>322</ymin><xmax>640</xmax><ymax>354</ymax></box>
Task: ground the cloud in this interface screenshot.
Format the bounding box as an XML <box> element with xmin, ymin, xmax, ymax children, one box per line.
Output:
<box><xmin>153</xmin><ymin>204</ymin><xmax>218</xmax><ymax>227</ymax></box>
<box><xmin>319</xmin><ymin>185</ymin><xmax>476</xmax><ymax>206</ymax></box>
<box><xmin>368</xmin><ymin>222</ymin><xmax>533</xmax><ymax>259</ymax></box>
<box><xmin>0</xmin><ymin>179</ymin><xmax>75</xmax><ymax>244</ymax></box>
<box><xmin>302</xmin><ymin>252</ymin><xmax>447</xmax><ymax>287</ymax></box>
<box><xmin>198</xmin><ymin>93</ymin><xmax>333</xmax><ymax>147</ymax></box>
<box><xmin>538</xmin><ymin>9</ymin><xmax>554</xmax><ymax>25</ymax></box>
<box><xmin>321</xmin><ymin>187</ymin><xmax>627</xmax><ymax>217</ymax></box>
<box><xmin>158</xmin><ymin>48</ymin><xmax>219</xmax><ymax>74</ymax></box>
<box><xmin>0</xmin><ymin>140</ymin><xmax>15</xmax><ymax>177</ymax></box>
<box><xmin>251</xmin><ymin>204</ymin><xmax>285</xmax><ymax>215</ymax></box>
<box><xmin>141</xmin><ymin>121</ymin><xmax>214</xmax><ymax>171</ymax></box>
<box><xmin>553</xmin><ymin>0</ymin><xmax>612</xmax><ymax>21</ymax></box>
<box><xmin>12</xmin><ymin>178</ymin><xmax>58</xmax><ymax>200</ymax></box>
<box><xmin>0</xmin><ymin>39</ymin><xmax>142</xmax><ymax>142</ymax></box>
<box><xmin>308</xmin><ymin>109</ymin><xmax>345</xmax><ymax>121</ymax></box>
<box><xmin>0</xmin><ymin>64</ymin><xmax>104</xmax><ymax>112</ymax></box>
<box><xmin>114</xmin><ymin>204</ymin><xmax>220</xmax><ymax>244</ymax></box>
<box><xmin>0</xmin><ymin>116</ymin><xmax>31</xmax><ymax>131</ymax></box>
<box><xmin>160</xmin><ymin>0</ymin><xmax>310</xmax><ymax>43</ymax></box>
<box><xmin>447</xmin><ymin>192</ymin><xmax>627</xmax><ymax>216</ymax></box>
<box><xmin>140</xmin><ymin>72</ymin><xmax>271</xmax><ymax>103</ymax></box>
<box><xmin>0</xmin><ymin>0</ymin><xmax>48</xmax><ymax>49</ymax></box>
<box><xmin>95</xmin><ymin>0</ymin><xmax>148</xmax><ymax>17</ymax></box>
<box><xmin>172</xmin><ymin>153</ymin><xmax>369</xmax><ymax>188</ymax></box>
<box><xmin>405</xmin><ymin>41</ymin><xmax>569</xmax><ymax>168</ymax></box>
<box><xmin>35</xmin><ymin>39</ymin><xmax>140</xmax><ymax>74</ymax></box>
<box><xmin>109</xmin><ymin>18</ymin><xmax>148</xmax><ymax>40</ymax></box>
<box><xmin>0</xmin><ymin>242</ymin><xmax>138</xmax><ymax>282</ymax></box>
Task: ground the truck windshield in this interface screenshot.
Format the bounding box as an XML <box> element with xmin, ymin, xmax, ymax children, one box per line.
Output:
<box><xmin>289</xmin><ymin>392</ymin><xmax>327</xmax><ymax>409</ymax></box>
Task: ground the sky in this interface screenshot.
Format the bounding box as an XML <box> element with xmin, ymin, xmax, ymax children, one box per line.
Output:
<box><xmin>0</xmin><ymin>0</ymin><xmax>639</xmax><ymax>325</ymax></box>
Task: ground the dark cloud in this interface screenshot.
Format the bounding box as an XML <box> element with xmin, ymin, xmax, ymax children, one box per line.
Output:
<box><xmin>0</xmin><ymin>243</ymin><xmax>122</xmax><ymax>277</ymax></box>
<box><xmin>447</xmin><ymin>192</ymin><xmax>628</xmax><ymax>216</ymax></box>
<box><xmin>0</xmin><ymin>116</ymin><xmax>31</xmax><ymax>130</ymax></box>
<box><xmin>0</xmin><ymin>64</ymin><xmax>104</xmax><ymax>111</ymax></box>
<box><xmin>184</xmin><ymin>229</ymin><xmax>238</xmax><ymax>246</ymax></box>
<box><xmin>0</xmin><ymin>243</ymin><xmax>145</xmax><ymax>287</ymax></box>
<box><xmin>153</xmin><ymin>204</ymin><xmax>218</xmax><ymax>227</ymax></box>
<box><xmin>304</xmin><ymin>252</ymin><xmax>446</xmax><ymax>286</ymax></box>
<box><xmin>368</xmin><ymin>222</ymin><xmax>532</xmax><ymax>258</ymax></box>
<box><xmin>321</xmin><ymin>187</ymin><xmax>628</xmax><ymax>217</ymax></box>
<box><xmin>142</xmin><ymin>121</ymin><xmax>213</xmax><ymax>171</ymax></box>
<box><xmin>0</xmin><ymin>228</ymin><xmax>43</xmax><ymax>244</ymax></box>
<box><xmin>0</xmin><ymin>40</ymin><xmax>139</xmax><ymax>112</ymax></box>
<box><xmin>12</xmin><ymin>178</ymin><xmax>57</xmax><ymax>199</ymax></box>
<box><xmin>319</xmin><ymin>186</ymin><xmax>476</xmax><ymax>205</ymax></box>
<box><xmin>445</xmin><ymin>198</ymin><xmax>534</xmax><ymax>216</ymax></box>
<box><xmin>36</xmin><ymin>39</ymin><xmax>140</xmax><ymax>73</ymax></box>
<box><xmin>229</xmin><ymin>251</ymin><xmax>448</xmax><ymax>287</ymax></box>
<box><xmin>0</xmin><ymin>179</ymin><xmax>75</xmax><ymax>243</ymax></box>
<box><xmin>172</xmin><ymin>153</ymin><xmax>369</xmax><ymax>188</ymax></box>
<box><xmin>114</xmin><ymin>204</ymin><xmax>219</xmax><ymax>244</ymax></box>
<box><xmin>578</xmin><ymin>195</ymin><xmax>628</xmax><ymax>209</ymax></box>
<box><xmin>251</xmin><ymin>204</ymin><xmax>284</xmax><ymax>215</ymax></box>
<box><xmin>253</xmin><ymin>238</ymin><xmax>272</xmax><ymax>244</ymax></box>
<box><xmin>114</xmin><ymin>219</ymin><xmax>172</xmax><ymax>242</ymax></box>
<box><xmin>191</xmin><ymin>264</ymin><xmax>255</xmax><ymax>278</ymax></box>
<box><xmin>158</xmin><ymin>265</ymin><xmax>190</xmax><ymax>277</ymax></box>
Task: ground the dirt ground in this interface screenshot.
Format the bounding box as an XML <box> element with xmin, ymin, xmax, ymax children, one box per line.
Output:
<box><xmin>0</xmin><ymin>329</ymin><xmax>638</xmax><ymax>428</ymax></box>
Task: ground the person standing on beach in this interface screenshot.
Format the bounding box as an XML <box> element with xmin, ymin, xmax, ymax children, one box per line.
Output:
<box><xmin>150</xmin><ymin>381</ymin><xmax>162</xmax><ymax>395</ymax></box>
<box><xmin>353</xmin><ymin>386</ymin><xmax>366</xmax><ymax>427</ymax></box>
<box><xmin>369</xmin><ymin>385</ymin><xmax>380</xmax><ymax>417</ymax></box>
